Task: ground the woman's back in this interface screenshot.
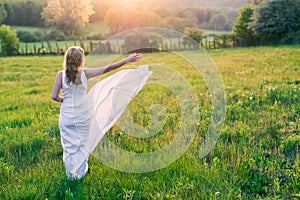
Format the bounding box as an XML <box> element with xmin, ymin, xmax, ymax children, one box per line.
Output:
<box><xmin>61</xmin><ymin>70</ymin><xmax>88</xmax><ymax>107</ymax></box>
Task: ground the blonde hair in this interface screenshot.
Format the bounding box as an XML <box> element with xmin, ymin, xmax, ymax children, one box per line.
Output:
<box><xmin>63</xmin><ymin>46</ymin><xmax>85</xmax><ymax>85</ymax></box>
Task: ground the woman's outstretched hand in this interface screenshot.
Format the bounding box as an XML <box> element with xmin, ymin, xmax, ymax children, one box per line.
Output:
<box><xmin>126</xmin><ymin>53</ymin><xmax>143</xmax><ymax>63</ymax></box>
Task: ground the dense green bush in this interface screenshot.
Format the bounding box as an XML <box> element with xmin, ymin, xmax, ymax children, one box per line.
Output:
<box><xmin>251</xmin><ymin>0</ymin><xmax>300</xmax><ymax>45</ymax></box>
<box><xmin>280</xmin><ymin>30</ymin><xmax>300</xmax><ymax>45</ymax></box>
<box><xmin>45</xmin><ymin>30</ymin><xmax>66</xmax><ymax>41</ymax></box>
<box><xmin>234</xmin><ymin>0</ymin><xmax>300</xmax><ymax>46</ymax></box>
<box><xmin>17</xmin><ymin>31</ymin><xmax>42</xmax><ymax>42</ymax></box>
<box><xmin>124</xmin><ymin>32</ymin><xmax>163</xmax><ymax>52</ymax></box>
<box><xmin>87</xmin><ymin>33</ymin><xmax>102</xmax><ymax>40</ymax></box>
<box><xmin>0</xmin><ymin>24</ymin><xmax>19</xmax><ymax>55</ymax></box>
<box><xmin>233</xmin><ymin>5</ymin><xmax>257</xmax><ymax>46</ymax></box>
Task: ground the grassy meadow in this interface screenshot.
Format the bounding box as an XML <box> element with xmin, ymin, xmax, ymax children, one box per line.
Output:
<box><xmin>0</xmin><ymin>46</ymin><xmax>299</xmax><ymax>199</ymax></box>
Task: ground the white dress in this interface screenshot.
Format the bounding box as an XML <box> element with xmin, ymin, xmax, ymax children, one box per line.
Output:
<box><xmin>59</xmin><ymin>65</ymin><xmax>152</xmax><ymax>179</ymax></box>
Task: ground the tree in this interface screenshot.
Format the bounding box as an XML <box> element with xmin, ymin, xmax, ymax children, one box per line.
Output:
<box><xmin>0</xmin><ymin>0</ymin><xmax>7</xmax><ymax>23</ymax></box>
<box><xmin>185</xmin><ymin>27</ymin><xmax>203</xmax><ymax>42</ymax></box>
<box><xmin>163</xmin><ymin>17</ymin><xmax>195</xmax><ymax>33</ymax></box>
<box><xmin>104</xmin><ymin>8</ymin><xmax>141</xmax><ymax>34</ymax></box>
<box><xmin>42</xmin><ymin>0</ymin><xmax>94</xmax><ymax>36</ymax></box>
<box><xmin>209</xmin><ymin>14</ymin><xmax>229</xmax><ymax>31</ymax></box>
<box><xmin>124</xmin><ymin>32</ymin><xmax>163</xmax><ymax>52</ymax></box>
<box><xmin>23</xmin><ymin>1</ymin><xmax>44</xmax><ymax>27</ymax></box>
<box><xmin>189</xmin><ymin>7</ymin><xmax>211</xmax><ymax>24</ymax></box>
<box><xmin>3</xmin><ymin>1</ymin><xmax>14</xmax><ymax>25</ymax></box>
<box><xmin>104</xmin><ymin>8</ymin><xmax>162</xmax><ymax>34</ymax></box>
<box><xmin>251</xmin><ymin>0</ymin><xmax>300</xmax><ymax>44</ymax></box>
<box><xmin>0</xmin><ymin>24</ymin><xmax>19</xmax><ymax>55</ymax></box>
<box><xmin>90</xmin><ymin>1</ymin><xmax>110</xmax><ymax>23</ymax></box>
<box><xmin>251</xmin><ymin>0</ymin><xmax>266</xmax><ymax>5</ymax></box>
<box><xmin>182</xmin><ymin>27</ymin><xmax>204</xmax><ymax>49</ymax></box>
<box><xmin>3</xmin><ymin>1</ymin><xmax>45</xmax><ymax>27</ymax></box>
<box><xmin>233</xmin><ymin>5</ymin><xmax>257</xmax><ymax>46</ymax></box>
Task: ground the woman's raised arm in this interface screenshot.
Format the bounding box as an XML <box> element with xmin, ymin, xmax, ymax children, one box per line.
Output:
<box><xmin>84</xmin><ymin>53</ymin><xmax>142</xmax><ymax>80</ymax></box>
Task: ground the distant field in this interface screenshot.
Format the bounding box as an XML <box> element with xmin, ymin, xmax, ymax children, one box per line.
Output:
<box><xmin>203</xmin><ymin>30</ymin><xmax>232</xmax><ymax>36</ymax></box>
<box><xmin>11</xmin><ymin>23</ymin><xmax>110</xmax><ymax>54</ymax></box>
<box><xmin>11</xmin><ymin>25</ymin><xmax>53</xmax><ymax>36</ymax></box>
<box><xmin>0</xmin><ymin>46</ymin><xmax>299</xmax><ymax>199</ymax></box>
<box><xmin>11</xmin><ymin>24</ymin><xmax>230</xmax><ymax>53</ymax></box>
<box><xmin>11</xmin><ymin>22</ymin><xmax>110</xmax><ymax>36</ymax></box>
<box><xmin>84</xmin><ymin>22</ymin><xmax>111</xmax><ymax>36</ymax></box>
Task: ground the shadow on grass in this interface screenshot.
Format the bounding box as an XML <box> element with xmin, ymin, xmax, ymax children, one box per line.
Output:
<box><xmin>55</xmin><ymin>177</ymin><xmax>85</xmax><ymax>200</ymax></box>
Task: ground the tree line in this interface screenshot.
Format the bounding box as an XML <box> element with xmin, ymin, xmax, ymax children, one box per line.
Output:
<box><xmin>0</xmin><ymin>0</ymin><xmax>239</xmax><ymax>37</ymax></box>
<box><xmin>0</xmin><ymin>0</ymin><xmax>45</xmax><ymax>27</ymax></box>
<box><xmin>233</xmin><ymin>0</ymin><xmax>300</xmax><ymax>45</ymax></box>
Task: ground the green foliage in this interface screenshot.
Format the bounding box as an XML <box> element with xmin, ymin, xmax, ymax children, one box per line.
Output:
<box><xmin>2</xmin><ymin>1</ymin><xmax>13</xmax><ymax>24</ymax></box>
<box><xmin>251</xmin><ymin>0</ymin><xmax>266</xmax><ymax>5</ymax></box>
<box><xmin>163</xmin><ymin>17</ymin><xmax>195</xmax><ymax>33</ymax></box>
<box><xmin>0</xmin><ymin>0</ymin><xmax>7</xmax><ymax>23</ymax></box>
<box><xmin>251</xmin><ymin>0</ymin><xmax>300</xmax><ymax>44</ymax></box>
<box><xmin>233</xmin><ymin>5</ymin><xmax>257</xmax><ymax>46</ymax></box>
<box><xmin>280</xmin><ymin>30</ymin><xmax>300</xmax><ymax>45</ymax></box>
<box><xmin>124</xmin><ymin>32</ymin><xmax>163</xmax><ymax>52</ymax></box>
<box><xmin>184</xmin><ymin>27</ymin><xmax>204</xmax><ymax>43</ymax></box>
<box><xmin>215</xmin><ymin>33</ymin><xmax>235</xmax><ymax>48</ymax></box>
<box><xmin>102</xmin><ymin>4</ymin><xmax>243</xmax><ymax>34</ymax></box>
<box><xmin>55</xmin><ymin>178</ymin><xmax>85</xmax><ymax>200</ymax></box>
<box><xmin>45</xmin><ymin>30</ymin><xmax>66</xmax><ymax>41</ymax></box>
<box><xmin>209</xmin><ymin>13</ymin><xmax>231</xmax><ymax>31</ymax></box>
<box><xmin>17</xmin><ymin>31</ymin><xmax>41</xmax><ymax>43</ymax></box>
<box><xmin>86</xmin><ymin>33</ymin><xmax>102</xmax><ymax>40</ymax></box>
<box><xmin>181</xmin><ymin>27</ymin><xmax>204</xmax><ymax>49</ymax></box>
<box><xmin>3</xmin><ymin>1</ymin><xmax>45</xmax><ymax>27</ymax></box>
<box><xmin>41</xmin><ymin>0</ymin><xmax>94</xmax><ymax>36</ymax></box>
<box><xmin>0</xmin><ymin>24</ymin><xmax>19</xmax><ymax>55</ymax></box>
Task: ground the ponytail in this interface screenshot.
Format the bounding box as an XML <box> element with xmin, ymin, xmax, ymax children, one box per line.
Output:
<box><xmin>63</xmin><ymin>46</ymin><xmax>84</xmax><ymax>85</ymax></box>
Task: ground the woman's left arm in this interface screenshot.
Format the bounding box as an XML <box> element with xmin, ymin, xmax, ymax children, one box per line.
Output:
<box><xmin>84</xmin><ymin>53</ymin><xmax>142</xmax><ymax>80</ymax></box>
<box><xmin>51</xmin><ymin>71</ymin><xmax>63</xmax><ymax>103</ymax></box>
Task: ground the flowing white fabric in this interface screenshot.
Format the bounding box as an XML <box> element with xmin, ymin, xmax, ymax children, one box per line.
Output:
<box><xmin>59</xmin><ymin>65</ymin><xmax>152</xmax><ymax>179</ymax></box>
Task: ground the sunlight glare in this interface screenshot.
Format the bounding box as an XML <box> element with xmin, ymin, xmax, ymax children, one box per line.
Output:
<box><xmin>125</xmin><ymin>0</ymin><xmax>134</xmax><ymax>3</ymax></box>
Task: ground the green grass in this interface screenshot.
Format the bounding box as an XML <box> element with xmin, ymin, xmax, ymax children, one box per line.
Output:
<box><xmin>84</xmin><ymin>22</ymin><xmax>111</xmax><ymax>36</ymax></box>
<box><xmin>0</xmin><ymin>46</ymin><xmax>299</xmax><ymax>199</ymax></box>
<box><xmin>11</xmin><ymin>26</ymin><xmax>53</xmax><ymax>34</ymax></box>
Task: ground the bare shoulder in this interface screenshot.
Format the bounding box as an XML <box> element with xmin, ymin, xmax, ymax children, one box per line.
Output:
<box><xmin>54</xmin><ymin>71</ymin><xmax>63</xmax><ymax>83</ymax></box>
<box><xmin>56</xmin><ymin>71</ymin><xmax>63</xmax><ymax>78</ymax></box>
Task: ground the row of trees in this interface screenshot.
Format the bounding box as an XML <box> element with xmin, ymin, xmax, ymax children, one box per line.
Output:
<box><xmin>1</xmin><ymin>24</ymin><xmax>236</xmax><ymax>56</ymax></box>
<box><xmin>1</xmin><ymin>0</ymin><xmax>300</xmax><ymax>55</ymax></box>
<box><xmin>234</xmin><ymin>0</ymin><xmax>300</xmax><ymax>45</ymax></box>
<box><xmin>102</xmin><ymin>7</ymin><xmax>235</xmax><ymax>34</ymax></box>
<box><xmin>0</xmin><ymin>0</ymin><xmax>239</xmax><ymax>37</ymax></box>
<box><xmin>0</xmin><ymin>0</ymin><xmax>45</xmax><ymax>27</ymax></box>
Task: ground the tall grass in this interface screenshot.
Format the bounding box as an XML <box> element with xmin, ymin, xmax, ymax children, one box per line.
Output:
<box><xmin>0</xmin><ymin>46</ymin><xmax>299</xmax><ymax>199</ymax></box>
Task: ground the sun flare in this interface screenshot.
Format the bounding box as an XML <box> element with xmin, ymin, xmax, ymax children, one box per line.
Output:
<box><xmin>123</xmin><ymin>0</ymin><xmax>134</xmax><ymax>2</ymax></box>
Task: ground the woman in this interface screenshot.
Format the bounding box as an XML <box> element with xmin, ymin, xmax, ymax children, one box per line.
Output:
<box><xmin>51</xmin><ymin>46</ymin><xmax>151</xmax><ymax>179</ymax></box>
